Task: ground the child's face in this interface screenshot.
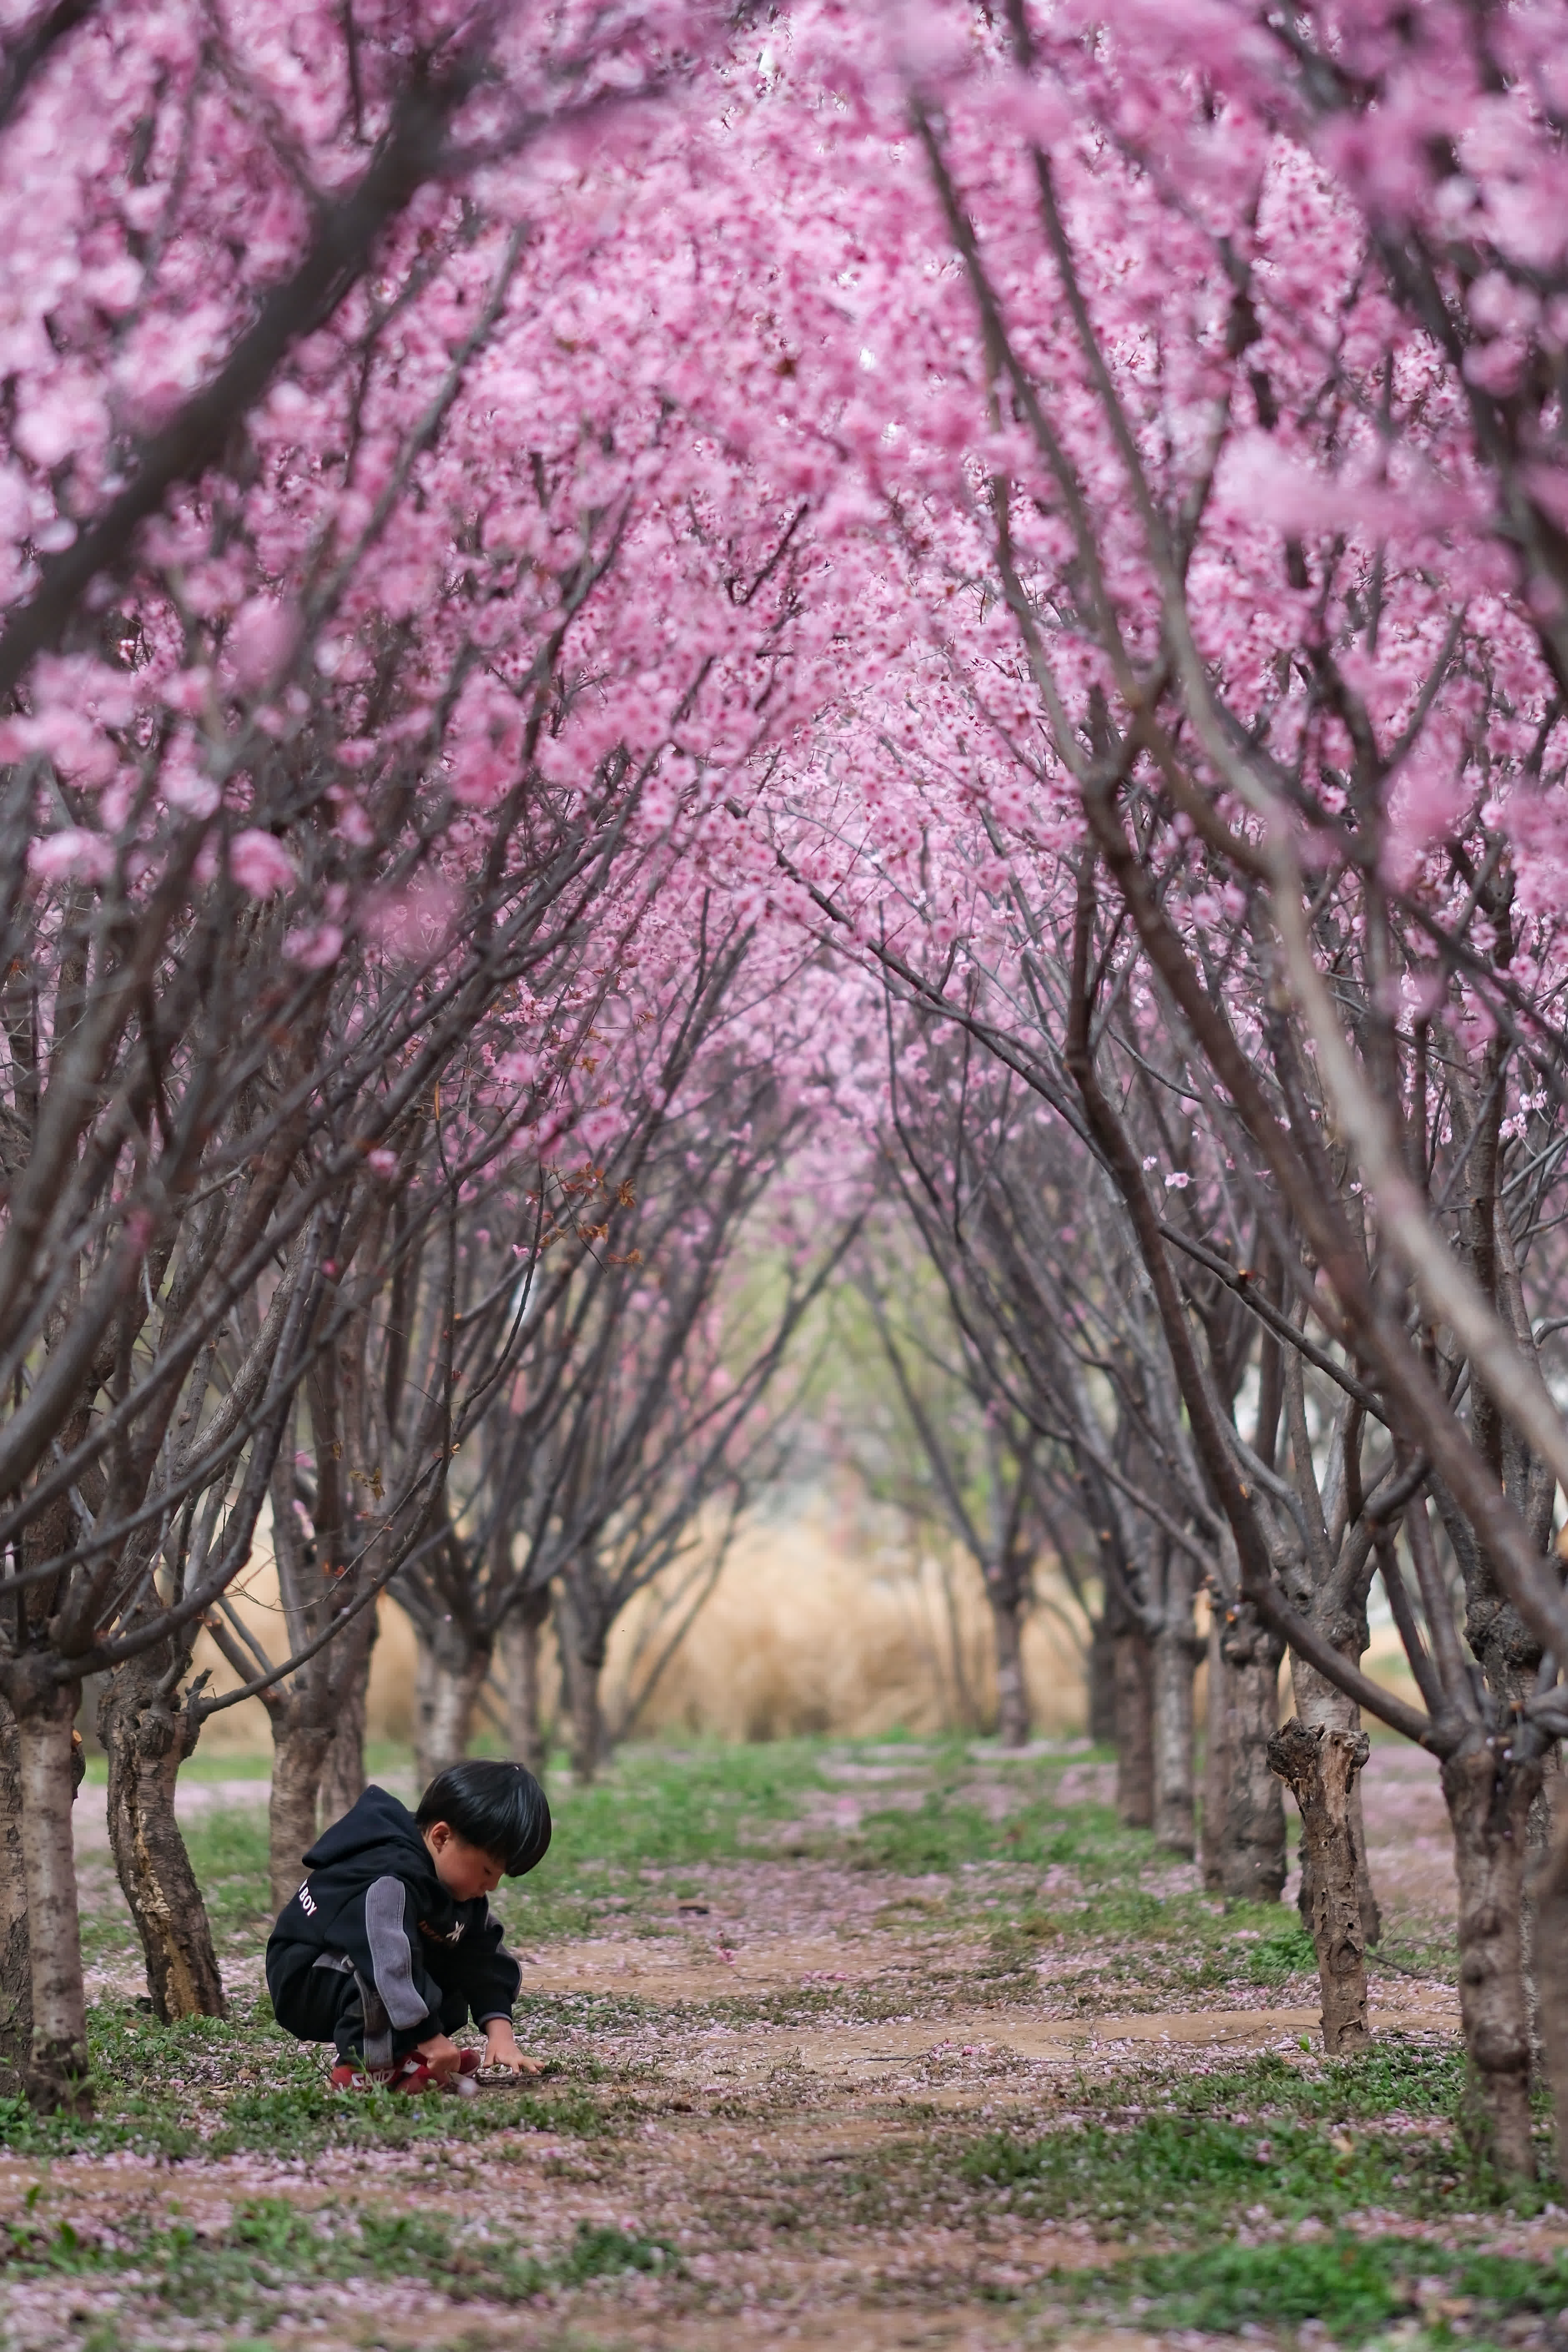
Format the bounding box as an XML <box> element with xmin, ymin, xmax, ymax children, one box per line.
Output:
<box><xmin>423</xmin><ymin>1821</ymin><xmax>506</xmax><ymax>1901</ymax></box>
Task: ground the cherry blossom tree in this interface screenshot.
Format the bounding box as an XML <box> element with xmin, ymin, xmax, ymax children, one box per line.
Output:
<box><xmin>398</xmin><ymin>922</ymin><xmax>862</xmax><ymax>1783</ymax></box>
<box><xmin>844</xmin><ymin>1247</ymin><xmax>1048</xmax><ymax>1748</ymax></box>
<box><xmin>13</xmin><ymin>0</ymin><xmax>1568</xmax><ymax>2180</ymax></box>
<box><xmin>0</xmin><ymin>0</ymin><xmax>809</xmax><ymax>2111</ymax></box>
<box><xmin>873</xmin><ymin>1009</ymin><xmax>1283</xmax><ymax>1878</ymax></box>
<box><xmin>656</xmin><ymin>0</ymin><xmax>1568</xmax><ymax>2158</ymax></box>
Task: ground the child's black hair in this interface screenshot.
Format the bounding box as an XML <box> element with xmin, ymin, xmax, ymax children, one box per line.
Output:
<box><xmin>416</xmin><ymin>1759</ymin><xmax>551</xmax><ymax>1876</ymax></box>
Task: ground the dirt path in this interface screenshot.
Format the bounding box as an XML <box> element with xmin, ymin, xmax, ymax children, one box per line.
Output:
<box><xmin>2</xmin><ymin>1740</ymin><xmax>1480</xmax><ymax>2351</ymax></box>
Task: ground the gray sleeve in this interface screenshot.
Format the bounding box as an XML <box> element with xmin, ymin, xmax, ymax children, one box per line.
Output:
<box><xmin>364</xmin><ymin>1875</ymin><xmax>431</xmax><ymax>2029</ymax></box>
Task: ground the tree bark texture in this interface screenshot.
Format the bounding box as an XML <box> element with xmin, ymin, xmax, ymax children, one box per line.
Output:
<box><xmin>1201</xmin><ymin>1608</ymin><xmax>1229</xmax><ymax>1892</ymax></box>
<box><xmin>1113</xmin><ymin>1625</ymin><xmax>1154</xmax><ymax>1829</ymax></box>
<box><xmin>502</xmin><ymin>1587</ymin><xmax>551</xmax><ymax>1774</ymax></box>
<box><xmin>1528</xmin><ymin>1783</ymin><xmax>1568</xmax><ymax>2187</ymax></box>
<box><xmin>1351</xmin><ymin>1752</ymin><xmax>1380</xmax><ymax>1944</ymax></box>
<box><xmin>14</xmin><ymin>1678</ymin><xmax>91</xmax><ymax>2114</ymax></box>
<box><xmin>1290</xmin><ymin>1652</ymin><xmax>1382</xmax><ymax>1948</ymax></box>
<box><xmin>567</xmin><ymin>1647</ymin><xmax>606</xmax><ymax>1783</ymax></box>
<box><xmin>989</xmin><ymin>1586</ymin><xmax>1031</xmax><ymax>1750</ymax></box>
<box><xmin>317</xmin><ymin>1605</ymin><xmax>378</xmax><ymax>1830</ymax></box>
<box><xmin>1087</xmin><ymin>1607</ymin><xmax>1117</xmax><ymax>1745</ymax></box>
<box><xmin>554</xmin><ymin>1581</ymin><xmax>609</xmax><ymax>1782</ymax></box>
<box><xmin>413</xmin><ymin>1632</ymin><xmax>490</xmax><ymax>1790</ymax></box>
<box><xmin>1267</xmin><ymin>1717</ymin><xmax>1370</xmax><ymax>2054</ymax></box>
<box><xmin>98</xmin><ymin>1651</ymin><xmax>227</xmax><ymax>2023</ymax></box>
<box><xmin>1443</xmin><ymin>1740</ymin><xmax>1540</xmax><ymax>2181</ymax></box>
<box><xmin>1214</xmin><ymin>1601</ymin><xmax>1287</xmax><ymax>1903</ymax></box>
<box><xmin>0</xmin><ymin>1695</ymin><xmax>30</xmax><ymax>2092</ymax></box>
<box><xmin>268</xmin><ymin>1719</ymin><xmax>335</xmax><ymax>1916</ymax></box>
<box><xmin>1516</xmin><ymin>1764</ymin><xmax>1555</xmax><ymax>2069</ymax></box>
<box><xmin>1152</xmin><ymin>1559</ymin><xmax>1198</xmax><ymax>1855</ymax></box>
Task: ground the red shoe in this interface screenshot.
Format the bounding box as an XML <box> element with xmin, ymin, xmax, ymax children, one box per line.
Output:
<box><xmin>330</xmin><ymin>2053</ymin><xmax>436</xmax><ymax>2095</ymax></box>
<box><xmin>387</xmin><ymin>2054</ymin><xmax>437</xmax><ymax>2094</ymax></box>
<box><xmin>437</xmin><ymin>2048</ymin><xmax>483</xmax><ymax>2097</ymax></box>
<box><xmin>331</xmin><ymin>2060</ymin><xmax>383</xmax><ymax>2092</ymax></box>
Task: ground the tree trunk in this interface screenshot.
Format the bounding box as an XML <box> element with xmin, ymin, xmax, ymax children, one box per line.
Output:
<box><xmin>1290</xmin><ymin>1653</ymin><xmax>1381</xmax><ymax>1947</ymax></box>
<box><xmin>1268</xmin><ymin>1718</ymin><xmax>1370</xmax><ymax>2054</ymax></box>
<box><xmin>568</xmin><ymin>1650</ymin><xmax>605</xmax><ymax>1782</ymax></box>
<box><xmin>988</xmin><ymin>1584</ymin><xmax>1031</xmax><ymax>1750</ymax></box>
<box><xmin>1087</xmin><ymin>1606</ymin><xmax>1117</xmax><ymax>1745</ymax></box>
<box><xmin>413</xmin><ymin>1632</ymin><xmax>490</xmax><ymax>1789</ymax></box>
<box><xmin>1213</xmin><ymin>1601</ymin><xmax>1287</xmax><ymax>1903</ymax></box>
<box><xmin>267</xmin><ymin>1715</ymin><xmax>335</xmax><ymax>1916</ymax></box>
<box><xmin>1522</xmin><ymin>1764</ymin><xmax>1557</xmax><ymax>2074</ymax></box>
<box><xmin>318</xmin><ymin>1606</ymin><xmax>378</xmax><ymax>1829</ymax></box>
<box><xmin>13</xmin><ymin>1678</ymin><xmax>91</xmax><ymax>2115</ymax></box>
<box><xmin>1529</xmin><ymin>1780</ymin><xmax>1568</xmax><ymax>2187</ymax></box>
<box><xmin>1443</xmin><ymin>1739</ymin><xmax>1539</xmax><ymax>2181</ymax></box>
<box><xmin>502</xmin><ymin>1586</ymin><xmax>551</xmax><ymax>1775</ymax></box>
<box><xmin>1113</xmin><ymin>1624</ymin><xmax>1154</xmax><ymax>1828</ymax></box>
<box><xmin>1152</xmin><ymin>1556</ymin><xmax>1197</xmax><ymax>1856</ymax></box>
<box><xmin>98</xmin><ymin>1650</ymin><xmax>226</xmax><ymax>2023</ymax></box>
<box><xmin>1350</xmin><ymin>1752</ymin><xmax>1379</xmax><ymax>1944</ymax></box>
<box><xmin>1201</xmin><ymin>1606</ymin><xmax>1229</xmax><ymax>1892</ymax></box>
<box><xmin>0</xmin><ymin>1695</ymin><xmax>30</xmax><ymax>2092</ymax></box>
<box><xmin>555</xmin><ymin>1580</ymin><xmax>608</xmax><ymax>1782</ymax></box>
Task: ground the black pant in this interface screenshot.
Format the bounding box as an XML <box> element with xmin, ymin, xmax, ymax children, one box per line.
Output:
<box><xmin>267</xmin><ymin>1945</ymin><xmax>467</xmax><ymax>2067</ymax></box>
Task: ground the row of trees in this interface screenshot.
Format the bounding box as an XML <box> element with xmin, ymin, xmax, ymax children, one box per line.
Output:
<box><xmin>0</xmin><ymin>0</ymin><xmax>865</xmax><ymax>2110</ymax></box>
<box><xmin>9</xmin><ymin>0</ymin><xmax>1568</xmax><ymax>2203</ymax></box>
<box><xmin>732</xmin><ymin>0</ymin><xmax>1568</xmax><ymax>2184</ymax></box>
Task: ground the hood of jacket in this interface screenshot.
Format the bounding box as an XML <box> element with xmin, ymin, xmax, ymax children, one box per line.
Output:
<box><xmin>301</xmin><ymin>1785</ymin><xmax>459</xmax><ymax>1933</ymax></box>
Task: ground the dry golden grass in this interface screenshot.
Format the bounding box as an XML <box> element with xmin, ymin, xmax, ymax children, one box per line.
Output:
<box><xmin>188</xmin><ymin>1494</ymin><xmax>1423</xmax><ymax>1763</ymax></box>
<box><xmin>194</xmin><ymin>1501</ymin><xmax>1091</xmax><ymax>1754</ymax></box>
<box><xmin>605</xmin><ymin>1508</ymin><xmax>1090</xmax><ymax>1743</ymax></box>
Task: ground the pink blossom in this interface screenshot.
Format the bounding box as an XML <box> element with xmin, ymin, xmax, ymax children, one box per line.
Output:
<box><xmin>285</xmin><ymin>923</ymin><xmax>345</xmax><ymax>969</ymax></box>
<box><xmin>228</xmin><ymin>598</ymin><xmax>300</xmax><ymax>691</ymax></box>
<box><xmin>29</xmin><ymin>828</ymin><xmax>114</xmax><ymax>884</ymax></box>
<box><xmin>229</xmin><ymin>830</ymin><xmax>297</xmax><ymax>896</ymax></box>
<box><xmin>362</xmin><ymin>875</ymin><xmax>461</xmax><ymax>960</ymax></box>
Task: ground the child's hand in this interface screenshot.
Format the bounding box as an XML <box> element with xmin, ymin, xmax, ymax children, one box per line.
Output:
<box><xmin>484</xmin><ymin>2021</ymin><xmax>544</xmax><ymax>2077</ymax></box>
<box><xmin>416</xmin><ymin>2030</ymin><xmax>461</xmax><ymax>2081</ymax></box>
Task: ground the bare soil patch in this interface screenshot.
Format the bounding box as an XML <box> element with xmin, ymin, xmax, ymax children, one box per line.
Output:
<box><xmin>0</xmin><ymin>1739</ymin><xmax>1501</xmax><ymax>2352</ymax></box>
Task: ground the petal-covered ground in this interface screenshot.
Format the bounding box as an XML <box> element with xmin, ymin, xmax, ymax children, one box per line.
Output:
<box><xmin>4</xmin><ymin>1737</ymin><xmax>1558</xmax><ymax>2352</ymax></box>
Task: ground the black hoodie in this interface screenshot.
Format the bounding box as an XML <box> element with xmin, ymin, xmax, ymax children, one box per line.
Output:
<box><xmin>265</xmin><ymin>1785</ymin><xmax>522</xmax><ymax>2037</ymax></box>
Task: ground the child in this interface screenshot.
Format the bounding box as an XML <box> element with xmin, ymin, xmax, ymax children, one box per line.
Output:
<box><xmin>266</xmin><ymin>1758</ymin><xmax>551</xmax><ymax>2093</ymax></box>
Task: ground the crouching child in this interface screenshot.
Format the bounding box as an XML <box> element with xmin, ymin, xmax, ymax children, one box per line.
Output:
<box><xmin>266</xmin><ymin>1759</ymin><xmax>551</xmax><ymax>2093</ymax></box>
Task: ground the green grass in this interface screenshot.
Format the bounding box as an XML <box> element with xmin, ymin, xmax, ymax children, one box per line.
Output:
<box><xmin>78</xmin><ymin>1804</ymin><xmax>275</xmax><ymax>1972</ymax></box>
<box><xmin>840</xmin><ymin>1769</ymin><xmax>1315</xmax><ymax>1990</ymax></box>
<box><xmin>1234</xmin><ymin>1914</ymin><xmax>1319</xmax><ymax>1985</ymax></box>
<box><xmin>182</xmin><ymin>1805</ymin><xmax>275</xmax><ymax>1940</ymax></box>
<box><xmin>3</xmin><ymin>2194</ymin><xmax>677</xmax><ymax>2324</ymax></box>
<box><xmin>78</xmin><ymin>1743</ymin><xmax>837</xmax><ymax>1973</ymax></box>
<box><xmin>556</xmin><ymin>2220</ymin><xmax>679</xmax><ymax>2284</ymax></box>
<box><xmin>78</xmin><ymin>1750</ymin><xmax>276</xmax><ymax>1786</ymax></box>
<box><xmin>959</xmin><ymin>2040</ymin><xmax>1542</xmax><ymax>2236</ymax></box>
<box><xmin>69</xmin><ymin>1739</ymin><xmax>1412</xmax><ymax>1985</ymax></box>
<box><xmin>24</xmin><ymin>1734</ymin><xmax>1513</xmax><ymax>2343</ymax></box>
<box><xmin>206</xmin><ymin>2070</ymin><xmax>612</xmax><ymax>2156</ymax></box>
<box><xmin>32</xmin><ymin>1742</ymin><xmax>846</xmax><ymax>2159</ymax></box>
<box><xmin>1065</xmin><ymin>2235</ymin><xmax>1568</xmax><ymax>2344</ymax></box>
<box><xmin>964</xmin><ymin>2107</ymin><xmax>1463</xmax><ymax>2232</ymax></box>
<box><xmin>1163</xmin><ymin>2042</ymin><xmax>1470</xmax><ymax>2125</ymax></box>
<box><xmin>553</xmin><ymin>1742</ymin><xmax>829</xmax><ymax>1858</ymax></box>
<box><xmin>0</xmin><ymin>2003</ymin><xmax>623</xmax><ymax>2163</ymax></box>
<box><xmin>506</xmin><ymin>1738</ymin><xmax>834</xmax><ymax>1936</ymax></box>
